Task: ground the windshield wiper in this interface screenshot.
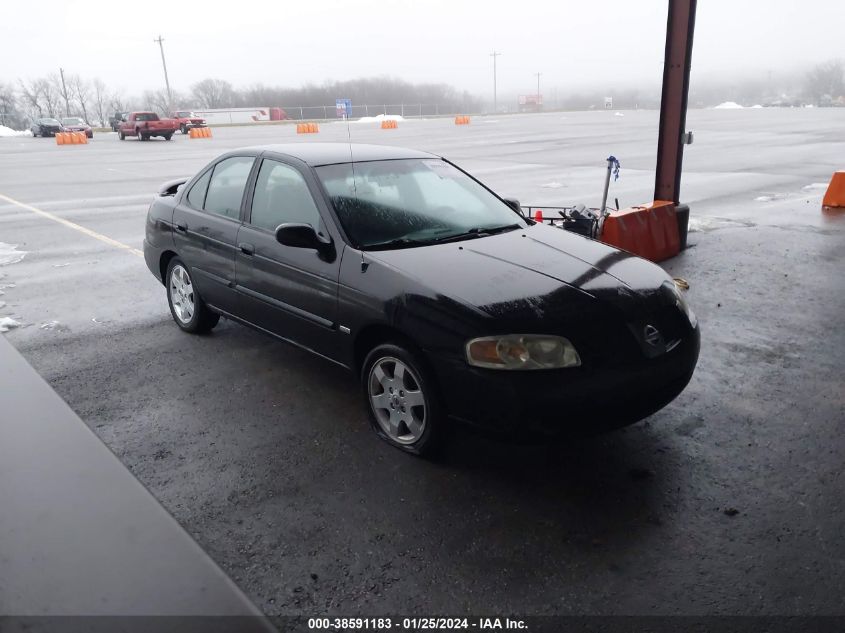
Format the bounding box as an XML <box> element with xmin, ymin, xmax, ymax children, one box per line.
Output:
<box><xmin>433</xmin><ymin>223</ymin><xmax>522</xmax><ymax>244</ymax></box>
<box><xmin>364</xmin><ymin>237</ymin><xmax>435</xmax><ymax>251</ymax></box>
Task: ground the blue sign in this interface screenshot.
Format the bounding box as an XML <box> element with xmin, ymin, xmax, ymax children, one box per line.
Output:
<box><xmin>336</xmin><ymin>98</ymin><xmax>352</xmax><ymax>118</ymax></box>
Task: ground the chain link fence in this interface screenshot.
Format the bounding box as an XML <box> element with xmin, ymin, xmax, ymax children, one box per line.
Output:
<box><xmin>279</xmin><ymin>104</ymin><xmax>479</xmax><ymax>121</ymax></box>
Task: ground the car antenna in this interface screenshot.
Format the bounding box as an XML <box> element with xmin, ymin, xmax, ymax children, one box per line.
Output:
<box><xmin>345</xmin><ymin>111</ymin><xmax>368</xmax><ymax>272</ymax></box>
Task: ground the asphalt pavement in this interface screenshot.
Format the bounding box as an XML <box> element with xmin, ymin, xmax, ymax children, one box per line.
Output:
<box><xmin>1</xmin><ymin>109</ymin><xmax>843</xmax><ymax>616</ymax></box>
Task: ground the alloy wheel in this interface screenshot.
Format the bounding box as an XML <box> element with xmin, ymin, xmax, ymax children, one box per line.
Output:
<box><xmin>169</xmin><ymin>264</ymin><xmax>195</xmax><ymax>324</ymax></box>
<box><xmin>368</xmin><ymin>357</ymin><xmax>427</xmax><ymax>444</ymax></box>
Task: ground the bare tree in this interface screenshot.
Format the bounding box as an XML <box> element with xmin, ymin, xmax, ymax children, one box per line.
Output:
<box><xmin>92</xmin><ymin>78</ymin><xmax>108</xmax><ymax>126</ymax></box>
<box><xmin>36</xmin><ymin>76</ymin><xmax>64</xmax><ymax>118</ymax></box>
<box><xmin>191</xmin><ymin>78</ymin><xmax>235</xmax><ymax>109</ymax></box>
<box><xmin>69</xmin><ymin>74</ymin><xmax>92</xmax><ymax>123</ymax></box>
<box><xmin>18</xmin><ymin>79</ymin><xmax>43</xmax><ymax>118</ymax></box>
<box><xmin>0</xmin><ymin>83</ymin><xmax>20</xmax><ymax>127</ymax></box>
<box><xmin>141</xmin><ymin>89</ymin><xmax>171</xmax><ymax>115</ymax></box>
<box><xmin>805</xmin><ymin>59</ymin><xmax>844</xmax><ymax>106</ymax></box>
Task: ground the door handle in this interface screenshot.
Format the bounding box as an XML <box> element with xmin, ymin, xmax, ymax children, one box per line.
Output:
<box><xmin>239</xmin><ymin>242</ymin><xmax>255</xmax><ymax>256</ymax></box>
<box><xmin>175</xmin><ymin>222</ymin><xmax>187</xmax><ymax>233</ymax></box>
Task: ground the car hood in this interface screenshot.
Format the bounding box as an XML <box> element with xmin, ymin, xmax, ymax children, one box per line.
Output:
<box><xmin>367</xmin><ymin>223</ymin><xmax>673</xmax><ymax>325</ymax></box>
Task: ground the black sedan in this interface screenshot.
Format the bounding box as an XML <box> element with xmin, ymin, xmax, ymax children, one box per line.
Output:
<box><xmin>61</xmin><ymin>117</ymin><xmax>93</xmax><ymax>138</ymax></box>
<box><xmin>143</xmin><ymin>143</ymin><xmax>699</xmax><ymax>455</ymax></box>
<box><xmin>30</xmin><ymin>118</ymin><xmax>63</xmax><ymax>137</ymax></box>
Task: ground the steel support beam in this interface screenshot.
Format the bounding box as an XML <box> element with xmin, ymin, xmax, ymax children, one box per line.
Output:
<box><xmin>654</xmin><ymin>0</ymin><xmax>697</xmax><ymax>204</ymax></box>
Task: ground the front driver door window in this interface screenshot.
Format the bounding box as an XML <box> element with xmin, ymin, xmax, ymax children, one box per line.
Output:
<box><xmin>250</xmin><ymin>159</ymin><xmax>322</xmax><ymax>231</ymax></box>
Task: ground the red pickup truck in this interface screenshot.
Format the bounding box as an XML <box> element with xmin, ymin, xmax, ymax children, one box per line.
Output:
<box><xmin>118</xmin><ymin>112</ymin><xmax>179</xmax><ymax>141</ymax></box>
<box><xmin>171</xmin><ymin>110</ymin><xmax>207</xmax><ymax>135</ymax></box>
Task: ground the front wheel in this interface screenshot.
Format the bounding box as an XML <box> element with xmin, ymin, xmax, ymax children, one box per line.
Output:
<box><xmin>180</xmin><ymin>124</ymin><xmax>188</xmax><ymax>134</ymax></box>
<box><xmin>362</xmin><ymin>343</ymin><xmax>445</xmax><ymax>456</ymax></box>
<box><xmin>166</xmin><ymin>258</ymin><xmax>220</xmax><ymax>334</ymax></box>
<box><xmin>118</xmin><ymin>130</ymin><xmax>125</xmax><ymax>140</ymax></box>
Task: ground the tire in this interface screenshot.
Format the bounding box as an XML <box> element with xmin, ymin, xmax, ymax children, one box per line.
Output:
<box><xmin>180</xmin><ymin>124</ymin><xmax>187</xmax><ymax>135</ymax></box>
<box><xmin>87</xmin><ymin>131</ymin><xmax>93</xmax><ymax>139</ymax></box>
<box><xmin>137</xmin><ymin>129</ymin><xmax>145</xmax><ymax>141</ymax></box>
<box><xmin>361</xmin><ymin>343</ymin><xmax>445</xmax><ymax>456</ymax></box>
<box><xmin>118</xmin><ymin>130</ymin><xmax>125</xmax><ymax>140</ymax></box>
<box><xmin>32</xmin><ymin>129</ymin><xmax>39</xmax><ymax>137</ymax></box>
<box><xmin>165</xmin><ymin>257</ymin><xmax>220</xmax><ymax>334</ymax></box>
<box><xmin>163</xmin><ymin>133</ymin><xmax>172</xmax><ymax>141</ymax></box>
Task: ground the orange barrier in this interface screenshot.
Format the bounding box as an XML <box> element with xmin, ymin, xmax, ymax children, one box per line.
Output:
<box><xmin>455</xmin><ymin>115</ymin><xmax>471</xmax><ymax>125</ymax></box>
<box><xmin>188</xmin><ymin>127</ymin><xmax>212</xmax><ymax>138</ymax></box>
<box><xmin>600</xmin><ymin>200</ymin><xmax>680</xmax><ymax>262</ymax></box>
<box><xmin>55</xmin><ymin>132</ymin><xmax>88</xmax><ymax>145</ymax></box>
<box><xmin>822</xmin><ymin>171</ymin><xmax>845</xmax><ymax>208</ymax></box>
<box><xmin>296</xmin><ymin>122</ymin><xmax>319</xmax><ymax>134</ymax></box>
<box><xmin>380</xmin><ymin>119</ymin><xmax>398</xmax><ymax>129</ymax></box>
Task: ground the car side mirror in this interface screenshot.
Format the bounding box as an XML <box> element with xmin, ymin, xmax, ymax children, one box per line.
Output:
<box><xmin>275</xmin><ymin>223</ymin><xmax>332</xmax><ymax>252</ymax></box>
<box><xmin>503</xmin><ymin>197</ymin><xmax>522</xmax><ymax>214</ymax></box>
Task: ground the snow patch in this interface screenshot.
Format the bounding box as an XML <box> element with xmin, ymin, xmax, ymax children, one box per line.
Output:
<box><xmin>0</xmin><ymin>317</ymin><xmax>20</xmax><ymax>333</ymax></box>
<box><xmin>714</xmin><ymin>101</ymin><xmax>744</xmax><ymax>109</ymax></box>
<box><xmin>614</xmin><ymin>112</ymin><xmax>625</xmax><ymax>117</ymax></box>
<box><xmin>751</xmin><ymin>104</ymin><xmax>764</xmax><ymax>109</ymax></box>
<box><xmin>802</xmin><ymin>183</ymin><xmax>828</xmax><ymax>191</ymax></box>
<box><xmin>540</xmin><ymin>182</ymin><xmax>565</xmax><ymax>189</ymax></box>
<box><xmin>0</xmin><ymin>243</ymin><xmax>27</xmax><ymax>266</ymax></box>
<box><xmin>40</xmin><ymin>320</ymin><xmax>61</xmax><ymax>330</ymax></box>
<box><xmin>355</xmin><ymin>114</ymin><xmax>406</xmax><ymax>123</ymax></box>
<box><xmin>0</xmin><ymin>125</ymin><xmax>31</xmax><ymax>138</ymax></box>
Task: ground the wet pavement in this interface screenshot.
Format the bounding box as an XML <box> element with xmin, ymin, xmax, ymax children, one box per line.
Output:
<box><xmin>1</xmin><ymin>109</ymin><xmax>844</xmax><ymax>615</ymax></box>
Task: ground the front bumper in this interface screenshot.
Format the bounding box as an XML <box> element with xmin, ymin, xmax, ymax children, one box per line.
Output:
<box><xmin>428</xmin><ymin>325</ymin><xmax>700</xmax><ymax>437</ymax></box>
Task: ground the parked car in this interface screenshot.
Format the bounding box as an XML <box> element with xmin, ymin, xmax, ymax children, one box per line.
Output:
<box><xmin>109</xmin><ymin>111</ymin><xmax>128</xmax><ymax>132</ymax></box>
<box><xmin>143</xmin><ymin>143</ymin><xmax>700</xmax><ymax>455</ymax></box>
<box><xmin>118</xmin><ymin>112</ymin><xmax>179</xmax><ymax>141</ymax></box>
<box><xmin>171</xmin><ymin>110</ymin><xmax>207</xmax><ymax>135</ymax></box>
<box><xmin>61</xmin><ymin>117</ymin><xmax>93</xmax><ymax>138</ymax></box>
<box><xmin>30</xmin><ymin>118</ymin><xmax>63</xmax><ymax>137</ymax></box>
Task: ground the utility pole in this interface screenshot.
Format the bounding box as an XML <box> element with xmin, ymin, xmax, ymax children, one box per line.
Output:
<box><xmin>490</xmin><ymin>50</ymin><xmax>501</xmax><ymax>113</ymax></box>
<box><xmin>59</xmin><ymin>68</ymin><xmax>70</xmax><ymax>117</ymax></box>
<box><xmin>154</xmin><ymin>35</ymin><xmax>173</xmax><ymax>111</ymax></box>
<box><xmin>535</xmin><ymin>72</ymin><xmax>541</xmax><ymax>111</ymax></box>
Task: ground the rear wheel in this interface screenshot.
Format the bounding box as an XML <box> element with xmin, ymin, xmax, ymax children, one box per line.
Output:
<box><xmin>118</xmin><ymin>130</ymin><xmax>125</xmax><ymax>140</ymax></box>
<box><xmin>362</xmin><ymin>343</ymin><xmax>445</xmax><ymax>456</ymax></box>
<box><xmin>165</xmin><ymin>258</ymin><xmax>219</xmax><ymax>334</ymax></box>
<box><xmin>163</xmin><ymin>133</ymin><xmax>173</xmax><ymax>141</ymax></box>
<box><xmin>180</xmin><ymin>124</ymin><xmax>188</xmax><ymax>134</ymax></box>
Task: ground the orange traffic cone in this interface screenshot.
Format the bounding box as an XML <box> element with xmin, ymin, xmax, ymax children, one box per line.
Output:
<box><xmin>822</xmin><ymin>171</ymin><xmax>845</xmax><ymax>208</ymax></box>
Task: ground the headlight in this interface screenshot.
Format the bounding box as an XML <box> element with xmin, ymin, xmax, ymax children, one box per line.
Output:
<box><xmin>663</xmin><ymin>280</ymin><xmax>697</xmax><ymax>328</ymax></box>
<box><xmin>466</xmin><ymin>334</ymin><xmax>581</xmax><ymax>370</ymax></box>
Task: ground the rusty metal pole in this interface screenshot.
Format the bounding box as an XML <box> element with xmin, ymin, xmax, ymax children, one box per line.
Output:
<box><xmin>654</xmin><ymin>0</ymin><xmax>697</xmax><ymax>205</ymax></box>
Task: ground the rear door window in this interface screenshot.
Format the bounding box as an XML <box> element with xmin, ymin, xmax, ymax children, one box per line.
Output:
<box><xmin>202</xmin><ymin>156</ymin><xmax>255</xmax><ymax>220</ymax></box>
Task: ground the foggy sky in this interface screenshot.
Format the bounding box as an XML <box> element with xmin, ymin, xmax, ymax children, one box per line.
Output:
<box><xmin>1</xmin><ymin>0</ymin><xmax>842</xmax><ymax>99</ymax></box>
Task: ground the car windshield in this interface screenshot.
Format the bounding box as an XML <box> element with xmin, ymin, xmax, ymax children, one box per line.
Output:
<box><xmin>315</xmin><ymin>158</ymin><xmax>526</xmax><ymax>249</ymax></box>
<box><xmin>40</xmin><ymin>118</ymin><xmax>60</xmax><ymax>125</ymax></box>
<box><xmin>135</xmin><ymin>113</ymin><xmax>159</xmax><ymax>121</ymax></box>
<box><xmin>176</xmin><ymin>111</ymin><xmax>193</xmax><ymax>117</ymax></box>
<box><xmin>62</xmin><ymin>118</ymin><xmax>83</xmax><ymax>125</ymax></box>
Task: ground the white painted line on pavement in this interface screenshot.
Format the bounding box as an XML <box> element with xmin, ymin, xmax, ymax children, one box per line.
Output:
<box><xmin>0</xmin><ymin>192</ymin><xmax>144</xmax><ymax>259</ymax></box>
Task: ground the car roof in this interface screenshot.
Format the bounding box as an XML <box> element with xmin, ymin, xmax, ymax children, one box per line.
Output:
<box><xmin>243</xmin><ymin>143</ymin><xmax>439</xmax><ymax>167</ymax></box>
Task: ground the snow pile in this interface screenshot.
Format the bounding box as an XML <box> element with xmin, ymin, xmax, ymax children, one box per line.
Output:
<box><xmin>0</xmin><ymin>317</ymin><xmax>20</xmax><ymax>333</ymax></box>
<box><xmin>751</xmin><ymin>104</ymin><xmax>764</xmax><ymax>109</ymax></box>
<box><xmin>0</xmin><ymin>125</ymin><xmax>31</xmax><ymax>137</ymax></box>
<box><xmin>0</xmin><ymin>243</ymin><xmax>27</xmax><ymax>266</ymax></box>
<box><xmin>714</xmin><ymin>101</ymin><xmax>744</xmax><ymax>109</ymax></box>
<box><xmin>614</xmin><ymin>112</ymin><xmax>625</xmax><ymax>117</ymax></box>
<box><xmin>354</xmin><ymin>114</ymin><xmax>406</xmax><ymax>124</ymax></box>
